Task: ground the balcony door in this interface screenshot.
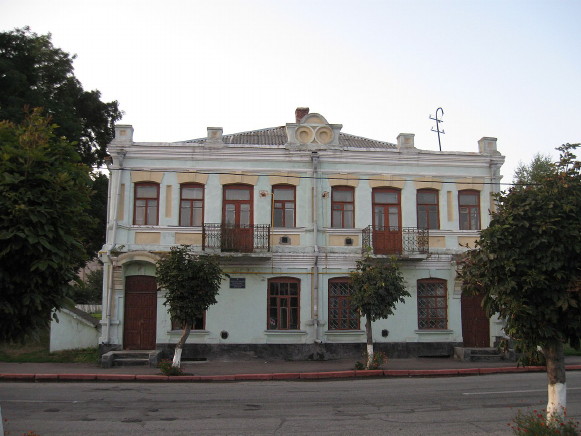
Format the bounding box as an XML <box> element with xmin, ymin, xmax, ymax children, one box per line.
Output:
<box><xmin>372</xmin><ymin>188</ymin><xmax>402</xmax><ymax>254</ymax></box>
<box><xmin>222</xmin><ymin>184</ymin><xmax>253</xmax><ymax>252</ymax></box>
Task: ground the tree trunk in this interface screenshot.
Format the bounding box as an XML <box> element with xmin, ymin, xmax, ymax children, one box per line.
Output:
<box><xmin>172</xmin><ymin>325</ymin><xmax>191</xmax><ymax>368</ymax></box>
<box><xmin>543</xmin><ymin>340</ymin><xmax>566</xmax><ymax>419</ymax></box>
<box><xmin>365</xmin><ymin>314</ymin><xmax>374</xmax><ymax>369</ymax></box>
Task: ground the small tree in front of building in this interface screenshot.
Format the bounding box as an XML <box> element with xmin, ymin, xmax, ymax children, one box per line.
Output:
<box><xmin>459</xmin><ymin>143</ymin><xmax>581</xmax><ymax>420</ymax></box>
<box><xmin>156</xmin><ymin>245</ymin><xmax>227</xmax><ymax>368</ymax></box>
<box><xmin>350</xmin><ymin>255</ymin><xmax>409</xmax><ymax>369</ymax></box>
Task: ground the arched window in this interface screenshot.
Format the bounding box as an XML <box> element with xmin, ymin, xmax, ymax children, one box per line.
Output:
<box><xmin>417</xmin><ymin>189</ymin><xmax>439</xmax><ymax>229</ymax></box>
<box><xmin>134</xmin><ymin>182</ymin><xmax>159</xmax><ymax>225</ymax></box>
<box><xmin>273</xmin><ymin>184</ymin><xmax>295</xmax><ymax>228</ymax></box>
<box><xmin>417</xmin><ymin>279</ymin><xmax>448</xmax><ymax>329</ymax></box>
<box><xmin>331</xmin><ymin>186</ymin><xmax>354</xmax><ymax>228</ymax></box>
<box><xmin>458</xmin><ymin>190</ymin><xmax>480</xmax><ymax>230</ymax></box>
<box><xmin>179</xmin><ymin>183</ymin><xmax>204</xmax><ymax>227</ymax></box>
<box><xmin>328</xmin><ymin>277</ymin><xmax>359</xmax><ymax>330</ymax></box>
<box><xmin>267</xmin><ymin>277</ymin><xmax>300</xmax><ymax>330</ymax></box>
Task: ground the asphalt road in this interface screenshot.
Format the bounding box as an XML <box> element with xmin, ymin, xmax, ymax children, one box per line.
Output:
<box><xmin>2</xmin><ymin>372</ymin><xmax>581</xmax><ymax>435</ymax></box>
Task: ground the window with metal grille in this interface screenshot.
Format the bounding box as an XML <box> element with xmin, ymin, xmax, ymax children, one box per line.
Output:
<box><xmin>328</xmin><ymin>278</ymin><xmax>360</xmax><ymax>330</ymax></box>
<box><xmin>171</xmin><ymin>313</ymin><xmax>205</xmax><ymax>330</ymax></box>
<box><xmin>332</xmin><ymin>186</ymin><xmax>354</xmax><ymax>228</ymax></box>
<box><xmin>134</xmin><ymin>183</ymin><xmax>159</xmax><ymax>225</ymax></box>
<box><xmin>417</xmin><ymin>279</ymin><xmax>448</xmax><ymax>329</ymax></box>
<box><xmin>179</xmin><ymin>183</ymin><xmax>204</xmax><ymax>226</ymax></box>
<box><xmin>458</xmin><ymin>190</ymin><xmax>480</xmax><ymax>230</ymax></box>
<box><xmin>417</xmin><ymin>189</ymin><xmax>439</xmax><ymax>229</ymax></box>
<box><xmin>273</xmin><ymin>185</ymin><xmax>295</xmax><ymax>228</ymax></box>
<box><xmin>268</xmin><ymin>277</ymin><xmax>300</xmax><ymax>330</ymax></box>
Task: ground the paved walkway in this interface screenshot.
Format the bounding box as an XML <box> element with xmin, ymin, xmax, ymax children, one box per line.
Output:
<box><xmin>2</xmin><ymin>355</ymin><xmax>581</xmax><ymax>382</ymax></box>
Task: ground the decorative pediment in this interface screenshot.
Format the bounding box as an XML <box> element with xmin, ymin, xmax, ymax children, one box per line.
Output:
<box><xmin>286</xmin><ymin>109</ymin><xmax>342</xmax><ymax>150</ymax></box>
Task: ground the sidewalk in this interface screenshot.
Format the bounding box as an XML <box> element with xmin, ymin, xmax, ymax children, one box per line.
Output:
<box><xmin>2</xmin><ymin>355</ymin><xmax>581</xmax><ymax>382</ymax></box>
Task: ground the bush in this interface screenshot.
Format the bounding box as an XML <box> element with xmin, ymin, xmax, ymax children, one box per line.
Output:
<box><xmin>158</xmin><ymin>359</ymin><xmax>183</xmax><ymax>376</ymax></box>
<box><xmin>509</xmin><ymin>409</ymin><xmax>580</xmax><ymax>435</ymax></box>
<box><xmin>355</xmin><ymin>351</ymin><xmax>388</xmax><ymax>370</ymax></box>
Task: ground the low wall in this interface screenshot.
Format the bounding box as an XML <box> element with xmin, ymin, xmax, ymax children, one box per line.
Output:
<box><xmin>50</xmin><ymin>307</ymin><xmax>101</xmax><ymax>352</ymax></box>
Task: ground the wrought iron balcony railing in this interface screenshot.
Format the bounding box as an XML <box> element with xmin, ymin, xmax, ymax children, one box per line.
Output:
<box><xmin>202</xmin><ymin>223</ymin><xmax>271</xmax><ymax>253</ymax></box>
<box><xmin>362</xmin><ymin>226</ymin><xmax>429</xmax><ymax>255</ymax></box>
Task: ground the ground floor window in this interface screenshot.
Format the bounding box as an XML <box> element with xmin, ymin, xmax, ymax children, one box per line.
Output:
<box><xmin>268</xmin><ymin>277</ymin><xmax>300</xmax><ymax>330</ymax></box>
<box><xmin>328</xmin><ymin>278</ymin><xmax>360</xmax><ymax>330</ymax></box>
<box><xmin>417</xmin><ymin>279</ymin><xmax>448</xmax><ymax>329</ymax></box>
<box><xmin>171</xmin><ymin>313</ymin><xmax>205</xmax><ymax>330</ymax></box>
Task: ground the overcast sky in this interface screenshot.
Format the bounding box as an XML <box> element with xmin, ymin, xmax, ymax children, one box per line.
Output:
<box><xmin>1</xmin><ymin>0</ymin><xmax>579</xmax><ymax>183</ymax></box>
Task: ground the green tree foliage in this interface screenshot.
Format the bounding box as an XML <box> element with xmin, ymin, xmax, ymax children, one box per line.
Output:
<box><xmin>350</xmin><ymin>256</ymin><xmax>409</xmax><ymax>368</ymax></box>
<box><xmin>0</xmin><ymin>27</ymin><xmax>122</xmax><ymax>167</ymax></box>
<box><xmin>156</xmin><ymin>245</ymin><xmax>227</xmax><ymax>367</ymax></box>
<box><xmin>0</xmin><ymin>109</ymin><xmax>95</xmax><ymax>341</ymax></box>
<box><xmin>71</xmin><ymin>268</ymin><xmax>103</xmax><ymax>305</ymax></box>
<box><xmin>459</xmin><ymin>144</ymin><xmax>581</xmax><ymax>417</ymax></box>
<box><xmin>514</xmin><ymin>153</ymin><xmax>555</xmax><ymax>187</ymax></box>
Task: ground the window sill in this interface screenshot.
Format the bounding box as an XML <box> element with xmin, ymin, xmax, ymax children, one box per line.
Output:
<box><xmin>264</xmin><ymin>330</ymin><xmax>308</xmax><ymax>335</ymax></box>
<box><xmin>325</xmin><ymin>330</ymin><xmax>365</xmax><ymax>335</ymax></box>
<box><xmin>414</xmin><ymin>329</ymin><xmax>453</xmax><ymax>335</ymax></box>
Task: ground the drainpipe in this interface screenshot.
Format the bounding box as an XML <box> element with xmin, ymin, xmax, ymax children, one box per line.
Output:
<box><xmin>103</xmin><ymin>150</ymin><xmax>125</xmax><ymax>346</ymax></box>
<box><xmin>311</xmin><ymin>152</ymin><xmax>321</xmax><ymax>343</ymax></box>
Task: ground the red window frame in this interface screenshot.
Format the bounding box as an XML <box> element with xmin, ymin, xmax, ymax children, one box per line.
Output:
<box><xmin>458</xmin><ymin>190</ymin><xmax>481</xmax><ymax>230</ymax></box>
<box><xmin>134</xmin><ymin>182</ymin><xmax>159</xmax><ymax>225</ymax></box>
<box><xmin>331</xmin><ymin>186</ymin><xmax>355</xmax><ymax>228</ymax></box>
<box><xmin>328</xmin><ymin>278</ymin><xmax>360</xmax><ymax>330</ymax></box>
<box><xmin>273</xmin><ymin>184</ymin><xmax>296</xmax><ymax>228</ymax></box>
<box><xmin>267</xmin><ymin>277</ymin><xmax>300</xmax><ymax>330</ymax></box>
<box><xmin>417</xmin><ymin>189</ymin><xmax>440</xmax><ymax>230</ymax></box>
<box><xmin>179</xmin><ymin>183</ymin><xmax>204</xmax><ymax>227</ymax></box>
<box><xmin>417</xmin><ymin>279</ymin><xmax>448</xmax><ymax>330</ymax></box>
<box><xmin>171</xmin><ymin>313</ymin><xmax>206</xmax><ymax>330</ymax></box>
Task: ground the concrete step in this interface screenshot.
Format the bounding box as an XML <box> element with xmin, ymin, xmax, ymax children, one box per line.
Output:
<box><xmin>454</xmin><ymin>346</ymin><xmax>516</xmax><ymax>362</ymax></box>
<box><xmin>113</xmin><ymin>358</ymin><xmax>150</xmax><ymax>367</ymax></box>
<box><xmin>101</xmin><ymin>350</ymin><xmax>162</xmax><ymax>368</ymax></box>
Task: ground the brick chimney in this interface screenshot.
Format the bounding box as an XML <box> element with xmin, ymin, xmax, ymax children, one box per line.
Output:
<box><xmin>295</xmin><ymin>107</ymin><xmax>310</xmax><ymax>123</ymax></box>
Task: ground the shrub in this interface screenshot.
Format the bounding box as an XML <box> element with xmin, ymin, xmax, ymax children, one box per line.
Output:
<box><xmin>509</xmin><ymin>409</ymin><xmax>579</xmax><ymax>435</ymax></box>
<box><xmin>158</xmin><ymin>359</ymin><xmax>183</xmax><ymax>376</ymax></box>
<box><xmin>355</xmin><ymin>351</ymin><xmax>388</xmax><ymax>370</ymax></box>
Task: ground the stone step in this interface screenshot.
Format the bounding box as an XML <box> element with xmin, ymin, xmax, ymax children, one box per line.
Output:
<box><xmin>113</xmin><ymin>358</ymin><xmax>150</xmax><ymax>367</ymax></box>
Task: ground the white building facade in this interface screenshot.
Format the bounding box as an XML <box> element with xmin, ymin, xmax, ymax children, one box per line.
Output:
<box><xmin>99</xmin><ymin>108</ymin><xmax>505</xmax><ymax>360</ymax></box>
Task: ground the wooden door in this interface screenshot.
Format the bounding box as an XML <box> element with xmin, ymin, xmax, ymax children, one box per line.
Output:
<box><xmin>222</xmin><ymin>184</ymin><xmax>253</xmax><ymax>252</ymax></box>
<box><xmin>123</xmin><ymin>275</ymin><xmax>157</xmax><ymax>350</ymax></box>
<box><xmin>461</xmin><ymin>293</ymin><xmax>490</xmax><ymax>347</ymax></box>
<box><xmin>372</xmin><ymin>188</ymin><xmax>402</xmax><ymax>254</ymax></box>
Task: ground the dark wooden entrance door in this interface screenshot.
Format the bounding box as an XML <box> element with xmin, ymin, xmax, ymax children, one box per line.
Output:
<box><xmin>372</xmin><ymin>188</ymin><xmax>402</xmax><ymax>254</ymax></box>
<box><xmin>461</xmin><ymin>293</ymin><xmax>490</xmax><ymax>347</ymax></box>
<box><xmin>222</xmin><ymin>184</ymin><xmax>253</xmax><ymax>252</ymax></box>
<box><xmin>123</xmin><ymin>275</ymin><xmax>157</xmax><ymax>350</ymax></box>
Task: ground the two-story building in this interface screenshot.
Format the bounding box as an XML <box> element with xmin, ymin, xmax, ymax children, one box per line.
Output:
<box><xmin>99</xmin><ymin>107</ymin><xmax>505</xmax><ymax>360</ymax></box>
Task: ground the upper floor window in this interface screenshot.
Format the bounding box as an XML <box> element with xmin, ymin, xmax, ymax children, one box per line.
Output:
<box><xmin>328</xmin><ymin>278</ymin><xmax>360</xmax><ymax>330</ymax></box>
<box><xmin>273</xmin><ymin>185</ymin><xmax>295</xmax><ymax>228</ymax></box>
<box><xmin>417</xmin><ymin>279</ymin><xmax>447</xmax><ymax>329</ymax></box>
<box><xmin>458</xmin><ymin>190</ymin><xmax>480</xmax><ymax>230</ymax></box>
<box><xmin>417</xmin><ymin>189</ymin><xmax>439</xmax><ymax>230</ymax></box>
<box><xmin>134</xmin><ymin>183</ymin><xmax>159</xmax><ymax>225</ymax></box>
<box><xmin>331</xmin><ymin>186</ymin><xmax>354</xmax><ymax>228</ymax></box>
<box><xmin>268</xmin><ymin>277</ymin><xmax>300</xmax><ymax>330</ymax></box>
<box><xmin>180</xmin><ymin>184</ymin><xmax>204</xmax><ymax>227</ymax></box>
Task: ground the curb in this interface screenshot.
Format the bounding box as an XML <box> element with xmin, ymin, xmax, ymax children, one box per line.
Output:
<box><xmin>0</xmin><ymin>365</ymin><xmax>576</xmax><ymax>383</ymax></box>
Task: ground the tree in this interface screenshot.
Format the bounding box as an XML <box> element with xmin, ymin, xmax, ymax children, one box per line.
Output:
<box><xmin>514</xmin><ymin>153</ymin><xmax>555</xmax><ymax>187</ymax></box>
<box><xmin>71</xmin><ymin>268</ymin><xmax>104</xmax><ymax>305</ymax></box>
<box><xmin>156</xmin><ymin>245</ymin><xmax>227</xmax><ymax>368</ymax></box>
<box><xmin>459</xmin><ymin>143</ymin><xmax>581</xmax><ymax>419</ymax></box>
<box><xmin>0</xmin><ymin>27</ymin><xmax>122</xmax><ymax>168</ymax></box>
<box><xmin>350</xmin><ymin>256</ymin><xmax>409</xmax><ymax>369</ymax></box>
<box><xmin>0</xmin><ymin>109</ymin><xmax>95</xmax><ymax>341</ymax></box>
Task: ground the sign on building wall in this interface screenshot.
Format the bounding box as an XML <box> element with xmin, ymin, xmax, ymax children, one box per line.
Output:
<box><xmin>230</xmin><ymin>278</ymin><xmax>246</xmax><ymax>289</ymax></box>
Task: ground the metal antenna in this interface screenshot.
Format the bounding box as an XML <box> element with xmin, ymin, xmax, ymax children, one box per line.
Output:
<box><xmin>429</xmin><ymin>107</ymin><xmax>445</xmax><ymax>151</ymax></box>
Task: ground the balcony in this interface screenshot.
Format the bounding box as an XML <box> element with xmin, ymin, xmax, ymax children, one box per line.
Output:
<box><xmin>202</xmin><ymin>223</ymin><xmax>271</xmax><ymax>253</ymax></box>
<box><xmin>362</xmin><ymin>226</ymin><xmax>429</xmax><ymax>256</ymax></box>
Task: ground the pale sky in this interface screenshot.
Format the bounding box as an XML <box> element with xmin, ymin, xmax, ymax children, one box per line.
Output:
<box><xmin>1</xmin><ymin>0</ymin><xmax>580</xmax><ymax>183</ymax></box>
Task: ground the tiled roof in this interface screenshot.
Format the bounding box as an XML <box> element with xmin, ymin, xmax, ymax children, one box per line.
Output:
<box><xmin>184</xmin><ymin>126</ymin><xmax>396</xmax><ymax>150</ymax></box>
